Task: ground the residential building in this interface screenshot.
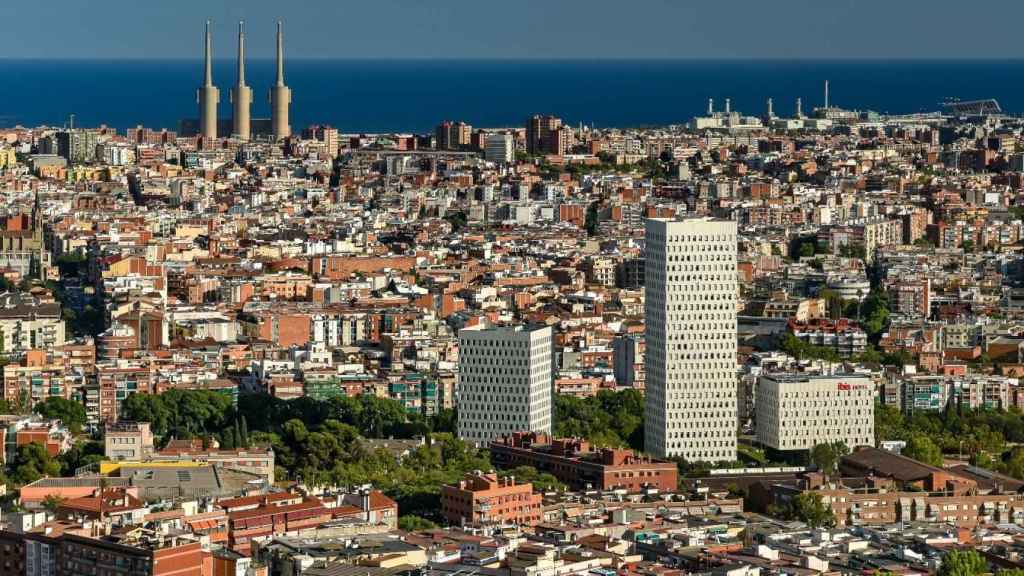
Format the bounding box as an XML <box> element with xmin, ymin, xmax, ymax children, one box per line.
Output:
<box><xmin>104</xmin><ymin>421</ymin><xmax>155</xmax><ymax>461</ymax></box>
<box><xmin>435</xmin><ymin>121</ymin><xmax>472</xmax><ymax>150</ymax></box>
<box><xmin>612</xmin><ymin>334</ymin><xmax>644</xmax><ymax>389</ymax></box>
<box><xmin>0</xmin><ymin>293</ymin><xmax>64</xmax><ymax>356</ymax></box>
<box><xmin>2</xmin><ymin>350</ymin><xmax>68</xmax><ymax>408</ymax></box>
<box><xmin>490</xmin><ymin>432</ymin><xmax>678</xmax><ymax>491</ymax></box>
<box><xmin>526</xmin><ymin>115</ymin><xmax>568</xmax><ymax>156</ymax></box>
<box><xmin>787</xmin><ymin>318</ymin><xmax>867</xmax><ymax>357</ymax></box>
<box><xmin>440</xmin><ymin>471</ymin><xmax>543</xmax><ymax>527</ymax></box>
<box><xmin>485</xmin><ymin>132</ymin><xmax>514</xmax><ymax>164</ymax></box>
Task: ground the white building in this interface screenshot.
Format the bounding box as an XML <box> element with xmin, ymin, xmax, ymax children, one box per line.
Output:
<box><xmin>756</xmin><ymin>374</ymin><xmax>875</xmax><ymax>452</ymax></box>
<box><xmin>0</xmin><ymin>293</ymin><xmax>65</xmax><ymax>355</ymax></box>
<box><xmin>457</xmin><ymin>324</ymin><xmax>553</xmax><ymax>443</ymax></box>
<box><xmin>644</xmin><ymin>217</ymin><xmax>738</xmax><ymax>461</ymax></box>
<box><xmin>485</xmin><ymin>132</ymin><xmax>514</xmax><ymax>164</ymax></box>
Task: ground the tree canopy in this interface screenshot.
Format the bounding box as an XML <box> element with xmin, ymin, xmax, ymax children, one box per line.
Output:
<box><xmin>810</xmin><ymin>441</ymin><xmax>849</xmax><ymax>475</ymax></box>
<box><xmin>902</xmin><ymin>434</ymin><xmax>944</xmax><ymax>467</ymax></box>
<box><xmin>10</xmin><ymin>442</ymin><xmax>60</xmax><ymax>485</ymax></box>
<box><xmin>555</xmin><ymin>389</ymin><xmax>644</xmax><ymax>450</ymax></box>
<box><xmin>772</xmin><ymin>492</ymin><xmax>835</xmax><ymax>528</ymax></box>
<box><xmin>874</xmin><ymin>402</ymin><xmax>1024</xmax><ymax>475</ymax></box>
<box><xmin>34</xmin><ymin>397</ymin><xmax>87</xmax><ymax>435</ymax></box>
<box><xmin>938</xmin><ymin>549</ymin><xmax>987</xmax><ymax>576</ymax></box>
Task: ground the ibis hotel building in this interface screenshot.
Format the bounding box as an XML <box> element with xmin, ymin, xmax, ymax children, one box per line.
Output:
<box><xmin>756</xmin><ymin>373</ymin><xmax>875</xmax><ymax>453</ymax></box>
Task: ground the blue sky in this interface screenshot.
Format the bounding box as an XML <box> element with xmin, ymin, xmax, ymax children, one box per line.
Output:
<box><xmin>5</xmin><ymin>0</ymin><xmax>1024</xmax><ymax>59</ymax></box>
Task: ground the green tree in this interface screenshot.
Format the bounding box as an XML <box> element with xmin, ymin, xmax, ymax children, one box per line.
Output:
<box><xmin>854</xmin><ymin>346</ymin><xmax>884</xmax><ymax>365</ymax></box>
<box><xmin>220</xmin><ymin>426</ymin><xmax>236</xmax><ymax>450</ymax></box>
<box><xmin>121</xmin><ymin>389</ymin><xmax>234</xmax><ymax>442</ymax></box>
<box><xmin>0</xmin><ymin>398</ymin><xmax>20</xmax><ymax>415</ymax></box>
<box><xmin>874</xmin><ymin>403</ymin><xmax>907</xmax><ymax>444</ymax></box>
<box><xmin>903</xmin><ymin>433</ymin><xmax>943</xmax><ymax>466</ymax></box>
<box><xmin>430</xmin><ymin>408</ymin><xmax>457</xmax><ymax>434</ymax></box>
<box><xmin>443</xmin><ymin>212</ymin><xmax>468</xmax><ymax>232</ymax></box>
<box><xmin>239</xmin><ymin>416</ymin><xmax>249</xmax><ymax>448</ymax></box>
<box><xmin>34</xmin><ymin>397</ymin><xmax>87</xmax><ymax>435</ymax></box>
<box><xmin>785</xmin><ymin>492</ymin><xmax>835</xmax><ymax>528</ymax></box>
<box><xmin>499</xmin><ymin>465</ymin><xmax>566</xmax><ymax>492</ymax></box>
<box><xmin>810</xmin><ymin>441</ymin><xmax>849</xmax><ymax>475</ymax></box>
<box><xmin>554</xmin><ymin>389</ymin><xmax>645</xmax><ymax>450</ymax></box>
<box><xmin>41</xmin><ymin>494</ymin><xmax>67</xmax><ymax>514</ymax></box>
<box><xmin>10</xmin><ymin>442</ymin><xmax>61</xmax><ymax>485</ymax></box>
<box><xmin>58</xmin><ymin>440</ymin><xmax>105</xmax><ymax>476</ymax></box>
<box><xmin>937</xmin><ymin>549</ymin><xmax>987</xmax><ymax>576</ymax></box>
<box><xmin>860</xmin><ymin>291</ymin><xmax>891</xmax><ymax>342</ymax></box>
<box><xmin>398</xmin><ymin>515</ymin><xmax>439</xmax><ymax>531</ymax></box>
<box><xmin>585</xmin><ymin>201</ymin><xmax>600</xmax><ymax>236</ymax></box>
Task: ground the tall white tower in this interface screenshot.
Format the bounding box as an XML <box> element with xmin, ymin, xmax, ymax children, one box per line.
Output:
<box><xmin>644</xmin><ymin>217</ymin><xmax>738</xmax><ymax>461</ymax></box>
<box><xmin>231</xmin><ymin>21</ymin><xmax>252</xmax><ymax>140</ymax></box>
<box><xmin>270</xmin><ymin>21</ymin><xmax>292</xmax><ymax>140</ymax></box>
<box><xmin>197</xmin><ymin>20</ymin><xmax>220</xmax><ymax>142</ymax></box>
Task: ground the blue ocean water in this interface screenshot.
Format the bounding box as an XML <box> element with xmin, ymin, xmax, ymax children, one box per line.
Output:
<box><xmin>0</xmin><ymin>59</ymin><xmax>1022</xmax><ymax>133</ymax></box>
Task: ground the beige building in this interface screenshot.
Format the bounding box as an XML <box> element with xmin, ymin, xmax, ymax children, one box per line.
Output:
<box><xmin>104</xmin><ymin>421</ymin><xmax>155</xmax><ymax>461</ymax></box>
<box><xmin>644</xmin><ymin>217</ymin><xmax>738</xmax><ymax>461</ymax></box>
<box><xmin>756</xmin><ymin>374</ymin><xmax>874</xmax><ymax>452</ymax></box>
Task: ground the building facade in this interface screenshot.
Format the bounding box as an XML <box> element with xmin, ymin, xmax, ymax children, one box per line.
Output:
<box><xmin>457</xmin><ymin>325</ymin><xmax>553</xmax><ymax>444</ymax></box>
<box><xmin>644</xmin><ymin>217</ymin><xmax>738</xmax><ymax>461</ymax></box>
<box><xmin>440</xmin><ymin>472</ymin><xmax>543</xmax><ymax>527</ymax></box>
<box><xmin>490</xmin><ymin>432</ymin><xmax>678</xmax><ymax>492</ymax></box>
<box><xmin>485</xmin><ymin>132</ymin><xmax>514</xmax><ymax>164</ymax></box>
<box><xmin>756</xmin><ymin>374</ymin><xmax>875</xmax><ymax>452</ymax></box>
<box><xmin>104</xmin><ymin>421</ymin><xmax>155</xmax><ymax>462</ymax></box>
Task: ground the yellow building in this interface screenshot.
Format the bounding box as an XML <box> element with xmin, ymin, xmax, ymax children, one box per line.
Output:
<box><xmin>0</xmin><ymin>147</ymin><xmax>17</xmax><ymax>169</ymax></box>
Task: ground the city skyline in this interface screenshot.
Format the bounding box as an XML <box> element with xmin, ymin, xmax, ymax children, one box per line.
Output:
<box><xmin>5</xmin><ymin>0</ymin><xmax>1024</xmax><ymax>60</ymax></box>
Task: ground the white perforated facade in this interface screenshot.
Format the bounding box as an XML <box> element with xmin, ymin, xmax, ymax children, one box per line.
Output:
<box><xmin>644</xmin><ymin>217</ymin><xmax>738</xmax><ymax>461</ymax></box>
<box><xmin>457</xmin><ymin>325</ymin><xmax>553</xmax><ymax>444</ymax></box>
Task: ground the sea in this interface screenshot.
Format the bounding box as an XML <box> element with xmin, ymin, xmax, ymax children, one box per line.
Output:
<box><xmin>1</xmin><ymin>59</ymin><xmax>1023</xmax><ymax>133</ymax></box>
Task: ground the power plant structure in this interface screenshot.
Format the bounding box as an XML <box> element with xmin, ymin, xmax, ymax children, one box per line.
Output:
<box><xmin>183</xmin><ymin>21</ymin><xmax>291</xmax><ymax>141</ymax></box>
<box><xmin>270</xmin><ymin>21</ymin><xmax>292</xmax><ymax>140</ymax></box>
<box><xmin>197</xmin><ymin>20</ymin><xmax>220</xmax><ymax>141</ymax></box>
<box><xmin>231</xmin><ymin>21</ymin><xmax>252</xmax><ymax>140</ymax></box>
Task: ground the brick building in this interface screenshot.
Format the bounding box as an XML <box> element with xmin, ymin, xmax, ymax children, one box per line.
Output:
<box><xmin>441</xmin><ymin>471</ymin><xmax>543</xmax><ymax>527</ymax></box>
<box><xmin>490</xmin><ymin>432</ymin><xmax>678</xmax><ymax>492</ymax></box>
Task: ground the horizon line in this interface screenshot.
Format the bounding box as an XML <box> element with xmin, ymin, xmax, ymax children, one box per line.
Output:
<box><xmin>5</xmin><ymin>56</ymin><xmax>1024</xmax><ymax>62</ymax></box>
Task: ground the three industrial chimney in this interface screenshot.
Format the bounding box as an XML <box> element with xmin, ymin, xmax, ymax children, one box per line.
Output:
<box><xmin>196</xmin><ymin>20</ymin><xmax>290</xmax><ymax>141</ymax></box>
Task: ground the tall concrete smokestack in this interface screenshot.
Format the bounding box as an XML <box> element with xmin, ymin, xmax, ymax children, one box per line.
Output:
<box><xmin>796</xmin><ymin>97</ymin><xmax>803</xmax><ymax>119</ymax></box>
<box><xmin>270</xmin><ymin>21</ymin><xmax>292</xmax><ymax>140</ymax></box>
<box><xmin>231</xmin><ymin>21</ymin><xmax>252</xmax><ymax>140</ymax></box>
<box><xmin>197</xmin><ymin>20</ymin><xmax>220</xmax><ymax>142</ymax></box>
<box><xmin>766</xmin><ymin>97</ymin><xmax>774</xmax><ymax>118</ymax></box>
<box><xmin>824</xmin><ymin>80</ymin><xmax>830</xmax><ymax>110</ymax></box>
